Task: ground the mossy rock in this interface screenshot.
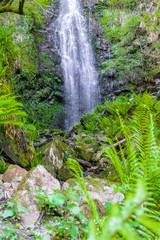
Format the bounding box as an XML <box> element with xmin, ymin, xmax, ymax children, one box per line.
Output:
<box><xmin>58</xmin><ymin>162</ymin><xmax>73</xmax><ymax>181</ymax></box>
<box><xmin>99</xmin><ymin>165</ymin><xmax>120</xmax><ymax>182</ymax></box>
<box><xmin>36</xmin><ymin>139</ymin><xmax>69</xmax><ymax>178</ymax></box>
<box><xmin>74</xmin><ymin>142</ymin><xmax>95</xmax><ymax>161</ymax></box>
<box><xmin>0</xmin><ymin>127</ymin><xmax>30</xmax><ymax>168</ymax></box>
<box><xmin>0</xmin><ymin>160</ymin><xmax>10</xmax><ymax>174</ymax></box>
<box><xmin>51</xmin><ymin>129</ymin><xmax>66</xmax><ymax>137</ymax></box>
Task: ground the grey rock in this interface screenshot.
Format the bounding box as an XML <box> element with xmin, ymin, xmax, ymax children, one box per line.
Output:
<box><xmin>62</xmin><ymin>178</ymin><xmax>124</xmax><ymax>218</ymax></box>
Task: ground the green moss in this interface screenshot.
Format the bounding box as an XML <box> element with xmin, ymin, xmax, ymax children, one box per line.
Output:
<box><xmin>0</xmin><ymin>160</ymin><xmax>10</xmax><ymax>174</ymax></box>
<box><xmin>58</xmin><ymin>163</ymin><xmax>73</xmax><ymax>181</ymax></box>
<box><xmin>20</xmin><ymin>153</ymin><xmax>29</xmax><ymax>168</ymax></box>
<box><xmin>99</xmin><ymin>165</ymin><xmax>120</xmax><ymax>182</ymax></box>
<box><xmin>75</xmin><ymin>142</ymin><xmax>95</xmax><ymax>161</ymax></box>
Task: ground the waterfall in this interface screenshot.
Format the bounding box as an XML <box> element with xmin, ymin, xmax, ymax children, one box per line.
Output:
<box><xmin>56</xmin><ymin>0</ymin><xmax>99</xmax><ymax>130</ymax></box>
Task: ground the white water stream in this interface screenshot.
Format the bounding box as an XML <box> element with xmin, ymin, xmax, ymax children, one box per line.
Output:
<box><xmin>56</xmin><ymin>0</ymin><xmax>99</xmax><ymax>130</ymax></box>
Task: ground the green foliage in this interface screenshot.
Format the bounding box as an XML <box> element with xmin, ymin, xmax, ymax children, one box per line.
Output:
<box><xmin>0</xmin><ymin>94</ymin><xmax>36</xmax><ymax>137</ymax></box>
<box><xmin>66</xmin><ymin>159</ymin><xmax>102</xmax><ymax>230</ymax></box>
<box><xmin>0</xmin><ymin>222</ymin><xmax>20</xmax><ymax>240</ymax></box>
<box><xmin>103</xmin><ymin>105</ymin><xmax>160</xmax><ymax>232</ymax></box>
<box><xmin>76</xmin><ymin>93</ymin><xmax>160</xmax><ymax>140</ymax></box>
<box><xmin>88</xmin><ymin>179</ymin><xmax>160</xmax><ymax>240</ymax></box>
<box><xmin>0</xmin><ymin>201</ymin><xmax>28</xmax><ymax>240</ymax></box>
<box><xmin>0</xmin><ymin>94</ymin><xmax>27</xmax><ymax>126</ymax></box>
<box><xmin>0</xmin><ymin>23</ymin><xmax>17</xmax><ymax>93</ymax></box>
<box><xmin>0</xmin><ymin>153</ymin><xmax>9</xmax><ymax>174</ymax></box>
<box><xmin>101</xmin><ymin>0</ymin><xmax>160</xmax><ymax>80</ymax></box>
<box><xmin>13</xmin><ymin>53</ymin><xmax>64</xmax><ymax>129</ymax></box>
<box><xmin>66</xmin><ymin>159</ymin><xmax>160</xmax><ymax>239</ymax></box>
<box><xmin>34</xmin><ymin>186</ymin><xmax>88</xmax><ymax>239</ymax></box>
<box><xmin>102</xmin><ymin>0</ymin><xmax>139</xmax><ymax>9</ymax></box>
<box><xmin>103</xmin><ymin>101</ymin><xmax>160</xmax><ymax>188</ymax></box>
<box><xmin>0</xmin><ymin>160</ymin><xmax>8</xmax><ymax>174</ymax></box>
<box><xmin>1</xmin><ymin>201</ymin><xmax>28</xmax><ymax>220</ymax></box>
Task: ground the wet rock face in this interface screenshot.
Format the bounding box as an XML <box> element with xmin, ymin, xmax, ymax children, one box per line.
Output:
<box><xmin>38</xmin><ymin>0</ymin><xmax>62</xmax><ymax>80</ymax></box>
<box><xmin>80</xmin><ymin>0</ymin><xmax>120</xmax><ymax>100</ymax></box>
<box><xmin>0</xmin><ymin>128</ymin><xmax>32</xmax><ymax>168</ymax></box>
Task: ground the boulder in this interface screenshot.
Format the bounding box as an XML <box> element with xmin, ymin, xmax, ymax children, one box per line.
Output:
<box><xmin>0</xmin><ymin>127</ymin><xmax>32</xmax><ymax>168</ymax></box>
<box><xmin>74</xmin><ymin>142</ymin><xmax>95</xmax><ymax>161</ymax></box>
<box><xmin>58</xmin><ymin>162</ymin><xmax>73</xmax><ymax>181</ymax></box>
<box><xmin>36</xmin><ymin>139</ymin><xmax>68</xmax><ymax>177</ymax></box>
<box><xmin>2</xmin><ymin>165</ymin><xmax>28</xmax><ymax>183</ymax></box>
<box><xmin>99</xmin><ymin>165</ymin><xmax>120</xmax><ymax>182</ymax></box>
<box><xmin>62</xmin><ymin>178</ymin><xmax>124</xmax><ymax>218</ymax></box>
<box><xmin>12</xmin><ymin>165</ymin><xmax>60</xmax><ymax>226</ymax></box>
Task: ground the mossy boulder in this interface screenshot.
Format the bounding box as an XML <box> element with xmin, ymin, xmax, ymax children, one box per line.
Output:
<box><xmin>74</xmin><ymin>142</ymin><xmax>95</xmax><ymax>161</ymax></box>
<box><xmin>0</xmin><ymin>127</ymin><xmax>31</xmax><ymax>168</ymax></box>
<box><xmin>99</xmin><ymin>165</ymin><xmax>120</xmax><ymax>182</ymax></box>
<box><xmin>36</xmin><ymin>139</ymin><xmax>69</xmax><ymax>177</ymax></box>
<box><xmin>58</xmin><ymin>162</ymin><xmax>73</xmax><ymax>181</ymax></box>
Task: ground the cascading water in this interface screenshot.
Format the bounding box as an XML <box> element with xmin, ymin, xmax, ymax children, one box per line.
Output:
<box><xmin>56</xmin><ymin>0</ymin><xmax>99</xmax><ymax>130</ymax></box>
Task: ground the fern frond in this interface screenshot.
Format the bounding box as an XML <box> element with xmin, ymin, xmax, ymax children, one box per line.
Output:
<box><xmin>66</xmin><ymin>158</ymin><xmax>101</xmax><ymax>228</ymax></box>
<box><xmin>65</xmin><ymin>158</ymin><xmax>83</xmax><ymax>179</ymax></box>
<box><xmin>103</xmin><ymin>138</ymin><xmax>125</xmax><ymax>184</ymax></box>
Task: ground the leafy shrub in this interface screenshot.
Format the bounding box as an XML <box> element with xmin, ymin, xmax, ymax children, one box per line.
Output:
<box><xmin>34</xmin><ymin>186</ymin><xmax>88</xmax><ymax>240</ymax></box>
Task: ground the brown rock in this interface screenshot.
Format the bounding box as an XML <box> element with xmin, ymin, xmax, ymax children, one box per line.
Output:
<box><xmin>2</xmin><ymin>165</ymin><xmax>28</xmax><ymax>183</ymax></box>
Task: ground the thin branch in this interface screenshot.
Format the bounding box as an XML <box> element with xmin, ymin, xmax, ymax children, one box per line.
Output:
<box><xmin>32</xmin><ymin>0</ymin><xmax>53</xmax><ymax>15</ymax></box>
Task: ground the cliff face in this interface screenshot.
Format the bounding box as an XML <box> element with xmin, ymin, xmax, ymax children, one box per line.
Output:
<box><xmin>39</xmin><ymin>0</ymin><xmax>160</xmax><ymax>104</ymax></box>
<box><xmin>38</xmin><ymin>0</ymin><xmax>116</xmax><ymax>104</ymax></box>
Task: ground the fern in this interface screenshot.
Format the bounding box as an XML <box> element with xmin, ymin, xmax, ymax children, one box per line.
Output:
<box><xmin>103</xmin><ymin>104</ymin><xmax>160</xmax><ymax>228</ymax></box>
<box><xmin>66</xmin><ymin>159</ymin><xmax>160</xmax><ymax>239</ymax></box>
<box><xmin>66</xmin><ymin>158</ymin><xmax>102</xmax><ymax>229</ymax></box>
<box><xmin>0</xmin><ymin>94</ymin><xmax>27</xmax><ymax>126</ymax></box>
<box><xmin>88</xmin><ymin>180</ymin><xmax>160</xmax><ymax>240</ymax></box>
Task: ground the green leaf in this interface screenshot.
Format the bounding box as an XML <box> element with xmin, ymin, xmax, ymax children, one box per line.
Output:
<box><xmin>77</xmin><ymin>212</ymin><xmax>88</xmax><ymax>224</ymax></box>
<box><xmin>17</xmin><ymin>205</ymin><xmax>28</xmax><ymax>214</ymax></box>
<box><xmin>104</xmin><ymin>202</ymin><xmax>112</xmax><ymax>212</ymax></box>
<box><xmin>67</xmin><ymin>204</ymin><xmax>80</xmax><ymax>215</ymax></box>
<box><xmin>66</xmin><ymin>188</ymin><xmax>80</xmax><ymax>202</ymax></box>
<box><xmin>2</xmin><ymin>229</ymin><xmax>14</xmax><ymax>233</ymax></box>
<box><xmin>69</xmin><ymin>224</ymin><xmax>79</xmax><ymax>240</ymax></box>
<box><xmin>3</xmin><ymin>208</ymin><xmax>14</xmax><ymax>218</ymax></box>
<box><xmin>48</xmin><ymin>193</ymin><xmax>65</xmax><ymax>206</ymax></box>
